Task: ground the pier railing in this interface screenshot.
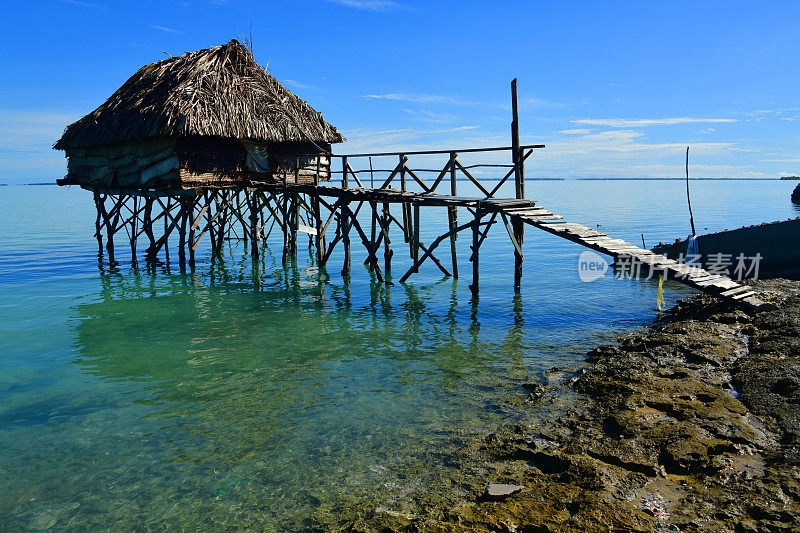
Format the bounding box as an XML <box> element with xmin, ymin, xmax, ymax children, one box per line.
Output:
<box><xmin>287</xmin><ymin>143</ymin><xmax>545</xmax><ymax>200</ymax></box>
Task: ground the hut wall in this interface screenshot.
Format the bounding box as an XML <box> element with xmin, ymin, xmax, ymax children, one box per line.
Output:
<box><xmin>62</xmin><ymin>137</ymin><xmax>332</xmax><ymax>190</ymax></box>
<box><xmin>268</xmin><ymin>142</ymin><xmax>332</xmax><ymax>185</ymax></box>
<box><xmin>64</xmin><ymin>137</ymin><xmax>179</xmax><ymax>189</ymax></box>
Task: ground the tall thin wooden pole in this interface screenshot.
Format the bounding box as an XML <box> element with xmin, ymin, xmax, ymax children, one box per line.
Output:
<box><xmin>511</xmin><ymin>78</ymin><xmax>523</xmax><ymax>200</ymax></box>
<box><xmin>511</xmin><ymin>78</ymin><xmax>524</xmax><ymax>291</ymax></box>
<box><xmin>686</xmin><ymin>146</ymin><xmax>696</xmax><ymax>236</ymax></box>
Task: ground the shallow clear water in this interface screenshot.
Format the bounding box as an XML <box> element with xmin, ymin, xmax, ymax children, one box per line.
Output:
<box><xmin>0</xmin><ymin>179</ymin><xmax>796</xmax><ymax>530</ymax></box>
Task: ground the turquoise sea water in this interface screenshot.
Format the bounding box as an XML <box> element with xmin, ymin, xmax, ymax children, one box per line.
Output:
<box><xmin>0</xmin><ymin>179</ymin><xmax>797</xmax><ymax>530</ymax></box>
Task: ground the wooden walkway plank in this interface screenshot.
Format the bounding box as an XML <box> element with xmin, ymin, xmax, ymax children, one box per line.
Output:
<box><xmin>518</xmin><ymin>205</ymin><xmax>768</xmax><ymax>310</ymax></box>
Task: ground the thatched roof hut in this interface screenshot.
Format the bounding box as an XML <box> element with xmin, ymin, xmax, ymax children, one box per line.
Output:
<box><xmin>55</xmin><ymin>39</ymin><xmax>343</xmax><ymax>189</ymax></box>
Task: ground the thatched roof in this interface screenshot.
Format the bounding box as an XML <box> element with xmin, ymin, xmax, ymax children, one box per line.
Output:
<box><xmin>55</xmin><ymin>39</ymin><xmax>343</xmax><ymax>150</ymax></box>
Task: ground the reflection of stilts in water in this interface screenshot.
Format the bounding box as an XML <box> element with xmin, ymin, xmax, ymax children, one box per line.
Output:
<box><xmin>502</xmin><ymin>294</ymin><xmax>525</xmax><ymax>367</ymax></box>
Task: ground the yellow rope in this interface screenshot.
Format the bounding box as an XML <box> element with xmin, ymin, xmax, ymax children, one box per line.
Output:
<box><xmin>657</xmin><ymin>275</ymin><xmax>666</xmax><ymax>311</ymax></box>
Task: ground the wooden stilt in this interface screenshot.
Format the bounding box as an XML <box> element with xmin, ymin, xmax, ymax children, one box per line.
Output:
<box><xmin>412</xmin><ymin>203</ymin><xmax>420</xmax><ymax>272</ymax></box>
<box><xmin>239</xmin><ymin>191</ymin><xmax>248</xmax><ymax>248</ymax></box>
<box><xmin>249</xmin><ymin>191</ymin><xmax>260</xmax><ymax>260</ymax></box>
<box><xmin>368</xmin><ymin>202</ymin><xmax>377</xmax><ymax>272</ymax></box>
<box><xmin>130</xmin><ymin>196</ymin><xmax>138</xmax><ymax>263</ymax></box>
<box><xmin>105</xmin><ymin>195</ymin><xmax>121</xmax><ymax>265</ymax></box>
<box><xmin>470</xmin><ymin>203</ymin><xmax>481</xmax><ymax>296</ymax></box>
<box><xmin>93</xmin><ymin>191</ymin><xmax>104</xmax><ymax>258</ymax></box>
<box><xmin>187</xmin><ymin>197</ymin><xmax>195</xmax><ymax>267</ymax></box>
<box><xmin>448</xmin><ymin>151</ymin><xmax>459</xmax><ymax>279</ymax></box>
<box><xmin>163</xmin><ymin>197</ymin><xmax>171</xmax><ymax>262</ymax></box>
<box><xmin>178</xmin><ymin>197</ymin><xmax>188</xmax><ymax>265</ymax></box>
<box><xmin>341</xmin><ymin>201</ymin><xmax>351</xmax><ymax>276</ymax></box>
<box><xmin>513</xmin><ymin>219</ymin><xmax>524</xmax><ymax>291</ymax></box>
<box><xmin>143</xmin><ymin>196</ymin><xmax>156</xmax><ymax>261</ymax></box>
<box><xmin>314</xmin><ymin>194</ymin><xmax>323</xmax><ymax>264</ymax></box>
<box><xmin>291</xmin><ymin>193</ymin><xmax>299</xmax><ymax>257</ymax></box>
<box><xmin>382</xmin><ymin>202</ymin><xmax>392</xmax><ymax>277</ymax></box>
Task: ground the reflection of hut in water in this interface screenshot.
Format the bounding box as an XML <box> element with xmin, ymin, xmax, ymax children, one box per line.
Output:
<box><xmin>54</xmin><ymin>39</ymin><xmax>343</xmax><ymax>189</ymax></box>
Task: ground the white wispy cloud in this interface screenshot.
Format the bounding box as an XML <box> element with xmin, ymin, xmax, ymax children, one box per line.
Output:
<box><xmin>58</xmin><ymin>0</ymin><xmax>110</xmax><ymax>10</ymax></box>
<box><xmin>743</xmin><ymin>107</ymin><xmax>800</xmax><ymax>121</ymax></box>
<box><xmin>150</xmin><ymin>25</ymin><xmax>182</xmax><ymax>34</ymax></box>
<box><xmin>572</xmin><ymin>117</ymin><xmax>738</xmax><ymax>127</ymax></box>
<box><xmin>325</xmin><ymin>0</ymin><xmax>404</xmax><ymax>10</ymax></box>
<box><xmin>338</xmin><ymin>125</ymin><xmax>484</xmax><ymax>155</ymax></box>
<box><xmin>518</xmin><ymin>96</ymin><xmax>571</xmax><ymax>110</ymax></box>
<box><xmin>544</xmin><ymin>129</ymin><xmax>735</xmax><ymax>156</ymax></box>
<box><xmin>558</xmin><ymin>128</ymin><xmax>592</xmax><ymax>135</ymax></box>
<box><xmin>403</xmin><ymin>109</ymin><xmax>458</xmax><ymax>123</ymax></box>
<box><xmin>283</xmin><ymin>79</ymin><xmax>315</xmax><ymax>90</ymax></box>
<box><xmin>362</xmin><ymin>93</ymin><xmax>484</xmax><ymax>106</ymax></box>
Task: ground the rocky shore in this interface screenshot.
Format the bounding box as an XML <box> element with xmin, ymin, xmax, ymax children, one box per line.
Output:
<box><xmin>349</xmin><ymin>279</ymin><xmax>800</xmax><ymax>532</ymax></box>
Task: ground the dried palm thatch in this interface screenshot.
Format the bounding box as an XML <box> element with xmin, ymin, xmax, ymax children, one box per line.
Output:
<box><xmin>54</xmin><ymin>39</ymin><xmax>343</xmax><ymax>150</ymax></box>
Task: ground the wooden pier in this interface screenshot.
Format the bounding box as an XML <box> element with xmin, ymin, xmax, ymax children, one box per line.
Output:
<box><xmin>86</xmin><ymin>150</ymin><xmax>768</xmax><ymax>312</ymax></box>
<box><xmin>59</xmin><ymin>61</ymin><xmax>767</xmax><ymax>311</ymax></box>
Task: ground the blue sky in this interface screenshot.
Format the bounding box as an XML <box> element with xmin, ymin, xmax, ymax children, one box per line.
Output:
<box><xmin>1</xmin><ymin>0</ymin><xmax>798</xmax><ymax>182</ymax></box>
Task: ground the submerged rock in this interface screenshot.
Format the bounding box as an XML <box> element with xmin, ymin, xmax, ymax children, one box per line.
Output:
<box><xmin>482</xmin><ymin>483</ymin><xmax>524</xmax><ymax>501</ymax></box>
<box><xmin>340</xmin><ymin>279</ymin><xmax>800</xmax><ymax>532</ymax></box>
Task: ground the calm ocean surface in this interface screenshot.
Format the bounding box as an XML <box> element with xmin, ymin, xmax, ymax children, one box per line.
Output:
<box><xmin>0</xmin><ymin>179</ymin><xmax>797</xmax><ymax>530</ymax></box>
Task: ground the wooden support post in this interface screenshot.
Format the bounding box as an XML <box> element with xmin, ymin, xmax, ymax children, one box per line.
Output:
<box><xmin>341</xmin><ymin>201</ymin><xmax>351</xmax><ymax>276</ymax></box>
<box><xmin>342</xmin><ymin>156</ymin><xmax>348</xmax><ymax>188</ymax></box>
<box><xmin>314</xmin><ymin>194</ymin><xmax>323</xmax><ymax>263</ymax></box>
<box><xmin>178</xmin><ymin>197</ymin><xmax>188</xmax><ymax>265</ymax></box>
<box><xmin>239</xmin><ymin>191</ymin><xmax>248</xmax><ymax>248</ymax></box>
<box><xmin>206</xmin><ymin>192</ymin><xmax>217</xmax><ymax>259</ymax></box>
<box><xmin>216</xmin><ymin>191</ymin><xmax>227</xmax><ymax>256</ymax></box>
<box><xmin>163</xmin><ymin>197</ymin><xmax>171</xmax><ymax>262</ymax></box>
<box><xmin>130</xmin><ymin>195</ymin><xmax>138</xmax><ymax>263</ymax></box>
<box><xmin>513</xmin><ymin>219</ymin><xmax>524</xmax><ymax>291</ymax></box>
<box><xmin>93</xmin><ymin>191</ymin><xmax>104</xmax><ymax>257</ymax></box>
<box><xmin>369</xmin><ymin>201</ymin><xmax>377</xmax><ymax>272</ymax></box>
<box><xmin>281</xmin><ymin>192</ymin><xmax>290</xmax><ymax>263</ymax></box>
<box><xmin>185</xmin><ymin>197</ymin><xmax>195</xmax><ymax>266</ymax></box>
<box><xmin>448</xmin><ymin>151</ymin><xmax>459</xmax><ymax>279</ymax></box>
<box><xmin>143</xmin><ymin>196</ymin><xmax>156</xmax><ymax>261</ymax></box>
<box><xmin>291</xmin><ymin>193</ymin><xmax>299</xmax><ymax>257</ymax></box>
<box><xmin>382</xmin><ymin>202</ymin><xmax>392</xmax><ymax>277</ymax></box>
<box><xmin>249</xmin><ymin>191</ymin><xmax>260</xmax><ymax>260</ymax></box>
<box><xmin>412</xmin><ymin>203</ymin><xmax>420</xmax><ymax>272</ymax></box>
<box><xmin>399</xmin><ymin>154</ymin><xmax>411</xmax><ymax>243</ymax></box>
<box><xmin>105</xmin><ymin>195</ymin><xmax>120</xmax><ymax>265</ymax></box>
<box><xmin>470</xmin><ymin>203</ymin><xmax>482</xmax><ymax>296</ymax></box>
